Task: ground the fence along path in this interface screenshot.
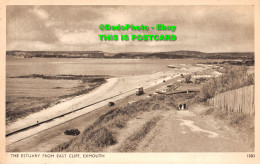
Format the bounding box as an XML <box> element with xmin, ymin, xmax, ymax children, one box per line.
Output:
<box><xmin>208</xmin><ymin>85</ymin><xmax>254</xmax><ymax>115</ymax></box>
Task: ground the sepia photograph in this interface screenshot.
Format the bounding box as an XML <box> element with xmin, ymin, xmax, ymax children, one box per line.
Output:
<box><xmin>5</xmin><ymin>5</ymin><xmax>255</xmax><ymax>153</ymax></box>
<box><xmin>1</xmin><ymin>2</ymin><xmax>259</xmax><ymax>163</ymax></box>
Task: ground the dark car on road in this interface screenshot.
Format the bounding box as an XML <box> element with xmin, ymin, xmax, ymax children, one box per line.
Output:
<box><xmin>64</xmin><ymin>129</ymin><xmax>80</xmax><ymax>136</ymax></box>
<box><xmin>108</xmin><ymin>101</ymin><xmax>115</xmax><ymax>106</ymax></box>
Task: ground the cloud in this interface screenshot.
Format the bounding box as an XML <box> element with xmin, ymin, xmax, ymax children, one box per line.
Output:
<box><xmin>8</xmin><ymin>41</ymin><xmax>56</xmax><ymax>51</ymax></box>
<box><xmin>56</xmin><ymin>29</ymin><xmax>100</xmax><ymax>45</ymax></box>
<box><xmin>30</xmin><ymin>7</ymin><xmax>49</xmax><ymax>20</ymax></box>
<box><xmin>6</xmin><ymin>6</ymin><xmax>254</xmax><ymax>52</ymax></box>
<box><xmin>7</xmin><ymin>14</ymin><xmax>58</xmax><ymax>44</ymax></box>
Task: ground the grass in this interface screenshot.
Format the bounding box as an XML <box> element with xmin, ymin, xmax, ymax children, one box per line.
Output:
<box><xmin>51</xmin><ymin>92</ymin><xmax>197</xmax><ymax>152</ymax></box>
<box><xmin>11</xmin><ymin>74</ymin><xmax>110</xmax><ymax>82</ymax></box>
<box><xmin>202</xmin><ymin>107</ymin><xmax>254</xmax><ymax>149</ymax></box>
<box><xmin>6</xmin><ymin>97</ymin><xmax>56</xmax><ymax>125</ymax></box>
<box><xmin>119</xmin><ymin>116</ymin><xmax>161</xmax><ymax>152</ymax></box>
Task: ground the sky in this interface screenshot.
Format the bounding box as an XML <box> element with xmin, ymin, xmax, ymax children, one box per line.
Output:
<box><xmin>6</xmin><ymin>5</ymin><xmax>254</xmax><ymax>53</ymax></box>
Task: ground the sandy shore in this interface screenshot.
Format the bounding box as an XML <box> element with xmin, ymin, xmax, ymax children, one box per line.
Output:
<box><xmin>6</xmin><ymin>64</ymin><xmax>207</xmax><ymax>144</ymax></box>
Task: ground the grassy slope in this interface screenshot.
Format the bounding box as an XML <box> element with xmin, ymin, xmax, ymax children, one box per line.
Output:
<box><xmin>118</xmin><ymin>116</ymin><xmax>161</xmax><ymax>152</ymax></box>
<box><xmin>197</xmin><ymin>107</ymin><xmax>254</xmax><ymax>149</ymax></box>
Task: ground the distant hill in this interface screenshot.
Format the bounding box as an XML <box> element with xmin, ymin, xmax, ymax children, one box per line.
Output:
<box><xmin>6</xmin><ymin>51</ymin><xmax>107</xmax><ymax>58</ymax></box>
<box><xmin>6</xmin><ymin>50</ymin><xmax>254</xmax><ymax>60</ymax></box>
<box><xmin>111</xmin><ymin>51</ymin><xmax>254</xmax><ymax>59</ymax></box>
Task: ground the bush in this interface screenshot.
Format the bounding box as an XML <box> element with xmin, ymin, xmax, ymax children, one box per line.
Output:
<box><xmin>199</xmin><ymin>66</ymin><xmax>254</xmax><ymax>101</ymax></box>
<box><xmin>184</xmin><ymin>74</ymin><xmax>192</xmax><ymax>83</ymax></box>
<box><xmin>194</xmin><ymin>78</ymin><xmax>207</xmax><ymax>84</ymax></box>
<box><xmin>89</xmin><ymin>127</ymin><xmax>116</xmax><ymax>147</ymax></box>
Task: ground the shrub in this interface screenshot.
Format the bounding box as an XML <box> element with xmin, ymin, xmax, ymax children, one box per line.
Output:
<box><xmin>199</xmin><ymin>66</ymin><xmax>254</xmax><ymax>101</ymax></box>
<box><xmin>184</xmin><ymin>74</ymin><xmax>192</xmax><ymax>83</ymax></box>
<box><xmin>194</xmin><ymin>78</ymin><xmax>207</xmax><ymax>84</ymax></box>
<box><xmin>89</xmin><ymin>127</ymin><xmax>117</xmax><ymax>147</ymax></box>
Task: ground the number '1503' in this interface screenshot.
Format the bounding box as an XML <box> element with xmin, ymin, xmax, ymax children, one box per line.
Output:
<box><xmin>247</xmin><ymin>154</ymin><xmax>255</xmax><ymax>158</ymax></box>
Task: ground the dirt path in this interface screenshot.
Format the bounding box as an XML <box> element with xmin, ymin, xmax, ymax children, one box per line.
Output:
<box><xmin>135</xmin><ymin>109</ymin><xmax>252</xmax><ymax>152</ymax></box>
